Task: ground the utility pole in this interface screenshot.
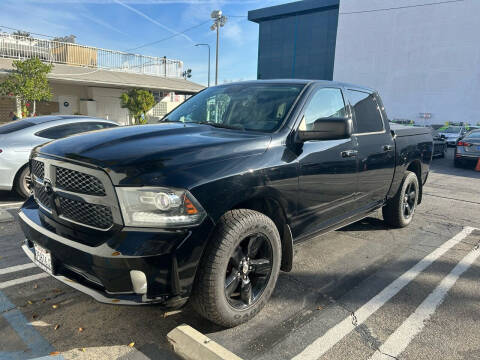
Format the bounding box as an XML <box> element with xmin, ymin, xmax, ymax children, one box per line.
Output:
<box><xmin>195</xmin><ymin>43</ymin><xmax>211</xmax><ymax>87</ymax></box>
<box><xmin>210</xmin><ymin>10</ymin><xmax>227</xmax><ymax>85</ymax></box>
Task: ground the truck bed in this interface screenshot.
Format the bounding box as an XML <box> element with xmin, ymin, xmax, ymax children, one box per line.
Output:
<box><xmin>389</xmin><ymin>123</ymin><xmax>431</xmax><ymax>137</ymax></box>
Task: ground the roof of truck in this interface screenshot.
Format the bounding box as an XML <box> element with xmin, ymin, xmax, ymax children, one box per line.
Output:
<box><xmin>221</xmin><ymin>79</ymin><xmax>376</xmax><ymax>93</ymax></box>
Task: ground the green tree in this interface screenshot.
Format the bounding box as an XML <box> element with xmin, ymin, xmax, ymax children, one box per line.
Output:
<box><xmin>120</xmin><ymin>89</ymin><xmax>155</xmax><ymax>125</ymax></box>
<box><xmin>0</xmin><ymin>58</ymin><xmax>53</xmax><ymax>117</ymax></box>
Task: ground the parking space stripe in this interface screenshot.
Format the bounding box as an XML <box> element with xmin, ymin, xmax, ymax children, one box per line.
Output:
<box><xmin>369</xmin><ymin>245</ymin><xmax>480</xmax><ymax>360</ymax></box>
<box><xmin>0</xmin><ymin>202</ymin><xmax>23</xmax><ymax>208</ymax></box>
<box><xmin>0</xmin><ymin>290</ymin><xmax>56</xmax><ymax>359</ymax></box>
<box><xmin>0</xmin><ymin>263</ymin><xmax>36</xmax><ymax>275</ymax></box>
<box><xmin>0</xmin><ymin>273</ymin><xmax>49</xmax><ymax>289</ymax></box>
<box><xmin>291</xmin><ymin>226</ymin><xmax>476</xmax><ymax>360</ymax></box>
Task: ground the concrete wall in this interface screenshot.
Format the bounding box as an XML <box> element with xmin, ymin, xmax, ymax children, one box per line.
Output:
<box><xmin>333</xmin><ymin>0</ymin><xmax>480</xmax><ymax>126</ymax></box>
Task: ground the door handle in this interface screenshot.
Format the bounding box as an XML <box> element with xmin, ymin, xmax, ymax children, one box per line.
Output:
<box><xmin>383</xmin><ymin>145</ymin><xmax>393</xmax><ymax>152</ymax></box>
<box><xmin>341</xmin><ymin>150</ymin><xmax>358</xmax><ymax>158</ymax></box>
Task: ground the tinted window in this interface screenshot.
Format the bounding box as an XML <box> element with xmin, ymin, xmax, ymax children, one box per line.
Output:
<box><xmin>300</xmin><ymin>88</ymin><xmax>347</xmax><ymax>131</ymax></box>
<box><xmin>0</xmin><ymin>120</ymin><xmax>35</xmax><ymax>134</ymax></box>
<box><xmin>347</xmin><ymin>90</ymin><xmax>384</xmax><ymax>133</ymax></box>
<box><xmin>166</xmin><ymin>83</ymin><xmax>304</xmax><ymax>132</ymax></box>
<box><xmin>465</xmin><ymin>131</ymin><xmax>480</xmax><ymax>139</ymax></box>
<box><xmin>36</xmin><ymin>122</ymin><xmax>115</xmax><ymax>139</ymax></box>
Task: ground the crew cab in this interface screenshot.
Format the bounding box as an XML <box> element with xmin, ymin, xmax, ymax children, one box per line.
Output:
<box><xmin>19</xmin><ymin>80</ymin><xmax>433</xmax><ymax>327</ymax></box>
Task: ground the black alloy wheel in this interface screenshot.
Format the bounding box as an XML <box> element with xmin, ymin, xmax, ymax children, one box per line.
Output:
<box><xmin>224</xmin><ymin>233</ymin><xmax>273</xmax><ymax>309</ymax></box>
<box><xmin>402</xmin><ymin>181</ymin><xmax>417</xmax><ymax>219</ymax></box>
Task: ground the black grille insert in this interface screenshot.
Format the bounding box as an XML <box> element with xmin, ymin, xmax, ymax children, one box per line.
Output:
<box><xmin>55</xmin><ymin>167</ymin><xmax>106</xmax><ymax>196</ymax></box>
<box><xmin>58</xmin><ymin>196</ymin><xmax>113</xmax><ymax>229</ymax></box>
<box><xmin>33</xmin><ymin>182</ymin><xmax>50</xmax><ymax>210</ymax></box>
<box><xmin>31</xmin><ymin>160</ymin><xmax>44</xmax><ymax>179</ymax></box>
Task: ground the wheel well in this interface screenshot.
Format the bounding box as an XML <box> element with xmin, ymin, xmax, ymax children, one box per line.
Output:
<box><xmin>407</xmin><ymin>161</ymin><xmax>423</xmax><ymax>204</ymax></box>
<box><xmin>13</xmin><ymin>163</ymin><xmax>29</xmax><ymax>190</ymax></box>
<box><xmin>232</xmin><ymin>197</ymin><xmax>293</xmax><ymax>272</ymax></box>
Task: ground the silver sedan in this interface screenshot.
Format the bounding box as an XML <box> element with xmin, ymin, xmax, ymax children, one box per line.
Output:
<box><xmin>0</xmin><ymin>115</ymin><xmax>118</xmax><ymax>197</ymax></box>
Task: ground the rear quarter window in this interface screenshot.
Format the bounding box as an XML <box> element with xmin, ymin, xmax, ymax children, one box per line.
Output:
<box><xmin>346</xmin><ymin>90</ymin><xmax>384</xmax><ymax>134</ymax></box>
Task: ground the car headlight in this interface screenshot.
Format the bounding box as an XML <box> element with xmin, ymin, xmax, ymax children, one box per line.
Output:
<box><xmin>116</xmin><ymin>187</ymin><xmax>206</xmax><ymax>228</ymax></box>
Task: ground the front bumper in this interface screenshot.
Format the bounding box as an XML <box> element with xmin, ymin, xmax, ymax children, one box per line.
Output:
<box><xmin>19</xmin><ymin>198</ymin><xmax>215</xmax><ymax>307</ymax></box>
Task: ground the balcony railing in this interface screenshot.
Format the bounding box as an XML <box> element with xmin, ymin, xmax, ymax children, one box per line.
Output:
<box><xmin>0</xmin><ymin>33</ymin><xmax>184</xmax><ymax>78</ymax></box>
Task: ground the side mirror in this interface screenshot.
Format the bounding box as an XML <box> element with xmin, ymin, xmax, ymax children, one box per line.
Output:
<box><xmin>297</xmin><ymin>117</ymin><xmax>353</xmax><ymax>142</ymax></box>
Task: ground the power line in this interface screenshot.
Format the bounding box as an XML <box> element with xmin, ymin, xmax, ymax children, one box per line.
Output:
<box><xmin>0</xmin><ymin>25</ymin><xmax>56</xmax><ymax>38</ymax></box>
<box><xmin>124</xmin><ymin>19</ymin><xmax>211</xmax><ymax>52</ymax></box>
<box><xmin>340</xmin><ymin>0</ymin><xmax>464</xmax><ymax>15</ymax></box>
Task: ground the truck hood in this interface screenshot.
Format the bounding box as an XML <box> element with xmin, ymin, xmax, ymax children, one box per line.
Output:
<box><xmin>37</xmin><ymin>123</ymin><xmax>271</xmax><ymax>185</ymax></box>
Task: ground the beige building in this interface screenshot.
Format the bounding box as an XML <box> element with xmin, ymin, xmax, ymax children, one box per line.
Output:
<box><xmin>0</xmin><ymin>33</ymin><xmax>203</xmax><ymax>124</ymax></box>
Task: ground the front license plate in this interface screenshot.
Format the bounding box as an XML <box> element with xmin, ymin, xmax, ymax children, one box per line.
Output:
<box><xmin>477</xmin><ymin>146</ymin><xmax>480</xmax><ymax>151</ymax></box>
<box><xmin>34</xmin><ymin>243</ymin><xmax>52</xmax><ymax>274</ymax></box>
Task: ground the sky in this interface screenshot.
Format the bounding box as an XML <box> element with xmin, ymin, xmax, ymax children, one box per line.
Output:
<box><xmin>0</xmin><ymin>0</ymin><xmax>296</xmax><ymax>86</ymax></box>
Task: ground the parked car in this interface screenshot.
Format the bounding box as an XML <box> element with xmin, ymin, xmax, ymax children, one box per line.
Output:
<box><xmin>431</xmin><ymin>129</ymin><xmax>447</xmax><ymax>157</ymax></box>
<box><xmin>437</xmin><ymin>126</ymin><xmax>466</xmax><ymax>146</ymax></box>
<box><xmin>454</xmin><ymin>129</ymin><xmax>480</xmax><ymax>167</ymax></box>
<box><xmin>19</xmin><ymin>80</ymin><xmax>433</xmax><ymax>327</ymax></box>
<box><xmin>0</xmin><ymin>115</ymin><xmax>118</xmax><ymax>197</ymax></box>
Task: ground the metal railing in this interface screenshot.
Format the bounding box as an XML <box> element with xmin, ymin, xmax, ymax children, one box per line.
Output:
<box><xmin>0</xmin><ymin>33</ymin><xmax>184</xmax><ymax>78</ymax></box>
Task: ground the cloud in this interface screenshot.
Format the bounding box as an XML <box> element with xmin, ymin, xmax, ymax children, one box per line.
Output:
<box><xmin>112</xmin><ymin>0</ymin><xmax>194</xmax><ymax>43</ymax></box>
<box><xmin>81</xmin><ymin>12</ymin><xmax>132</xmax><ymax>37</ymax></box>
<box><xmin>18</xmin><ymin>0</ymin><xmax>265</xmax><ymax>4</ymax></box>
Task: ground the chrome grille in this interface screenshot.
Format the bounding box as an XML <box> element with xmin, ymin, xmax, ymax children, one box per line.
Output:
<box><xmin>58</xmin><ymin>196</ymin><xmax>113</xmax><ymax>229</ymax></box>
<box><xmin>31</xmin><ymin>159</ymin><xmax>44</xmax><ymax>179</ymax></box>
<box><xmin>55</xmin><ymin>166</ymin><xmax>106</xmax><ymax>196</ymax></box>
<box><xmin>33</xmin><ymin>182</ymin><xmax>50</xmax><ymax>210</ymax></box>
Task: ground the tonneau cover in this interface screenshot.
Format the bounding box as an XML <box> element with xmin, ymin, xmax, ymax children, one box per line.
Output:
<box><xmin>389</xmin><ymin>123</ymin><xmax>431</xmax><ymax>137</ymax></box>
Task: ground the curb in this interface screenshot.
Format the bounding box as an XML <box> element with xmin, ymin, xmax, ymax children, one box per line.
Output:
<box><xmin>167</xmin><ymin>324</ymin><xmax>243</xmax><ymax>360</ymax></box>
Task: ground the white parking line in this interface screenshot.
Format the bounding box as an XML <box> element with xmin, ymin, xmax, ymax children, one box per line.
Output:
<box><xmin>369</xmin><ymin>246</ymin><xmax>480</xmax><ymax>360</ymax></box>
<box><xmin>0</xmin><ymin>263</ymin><xmax>37</xmax><ymax>275</ymax></box>
<box><xmin>0</xmin><ymin>202</ymin><xmax>23</xmax><ymax>208</ymax></box>
<box><xmin>291</xmin><ymin>227</ymin><xmax>476</xmax><ymax>360</ymax></box>
<box><xmin>0</xmin><ymin>273</ymin><xmax>49</xmax><ymax>289</ymax></box>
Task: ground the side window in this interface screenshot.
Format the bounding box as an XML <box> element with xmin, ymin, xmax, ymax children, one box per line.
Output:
<box><xmin>84</xmin><ymin>122</ymin><xmax>118</xmax><ymax>131</ymax></box>
<box><xmin>299</xmin><ymin>88</ymin><xmax>347</xmax><ymax>131</ymax></box>
<box><xmin>36</xmin><ymin>122</ymin><xmax>109</xmax><ymax>140</ymax></box>
<box><xmin>346</xmin><ymin>90</ymin><xmax>384</xmax><ymax>133</ymax></box>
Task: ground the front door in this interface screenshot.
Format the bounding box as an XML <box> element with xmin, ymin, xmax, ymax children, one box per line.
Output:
<box><xmin>293</xmin><ymin>87</ymin><xmax>359</xmax><ymax>239</ymax></box>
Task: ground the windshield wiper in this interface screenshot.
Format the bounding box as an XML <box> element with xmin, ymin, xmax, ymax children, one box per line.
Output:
<box><xmin>186</xmin><ymin>121</ymin><xmax>244</xmax><ymax>131</ymax></box>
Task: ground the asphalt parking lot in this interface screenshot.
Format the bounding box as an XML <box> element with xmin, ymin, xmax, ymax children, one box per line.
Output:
<box><xmin>1</xmin><ymin>148</ymin><xmax>479</xmax><ymax>360</ymax></box>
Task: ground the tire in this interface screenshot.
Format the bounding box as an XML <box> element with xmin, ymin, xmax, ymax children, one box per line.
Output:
<box><xmin>15</xmin><ymin>166</ymin><xmax>31</xmax><ymax>198</ymax></box>
<box><xmin>191</xmin><ymin>209</ymin><xmax>281</xmax><ymax>327</ymax></box>
<box><xmin>382</xmin><ymin>171</ymin><xmax>419</xmax><ymax>228</ymax></box>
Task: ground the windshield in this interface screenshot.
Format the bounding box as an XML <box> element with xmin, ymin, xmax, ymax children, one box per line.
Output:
<box><xmin>164</xmin><ymin>83</ymin><xmax>305</xmax><ymax>132</ymax></box>
<box><xmin>442</xmin><ymin>126</ymin><xmax>461</xmax><ymax>133</ymax></box>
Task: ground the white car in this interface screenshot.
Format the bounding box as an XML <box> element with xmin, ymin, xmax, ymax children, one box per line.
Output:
<box><xmin>0</xmin><ymin>115</ymin><xmax>118</xmax><ymax>197</ymax></box>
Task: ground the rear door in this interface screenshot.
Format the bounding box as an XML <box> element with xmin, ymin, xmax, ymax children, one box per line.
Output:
<box><xmin>345</xmin><ymin>89</ymin><xmax>395</xmax><ymax>210</ymax></box>
<box><xmin>293</xmin><ymin>86</ymin><xmax>359</xmax><ymax>238</ymax></box>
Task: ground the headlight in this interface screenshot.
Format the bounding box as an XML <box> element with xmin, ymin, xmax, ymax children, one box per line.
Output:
<box><xmin>116</xmin><ymin>187</ymin><xmax>206</xmax><ymax>228</ymax></box>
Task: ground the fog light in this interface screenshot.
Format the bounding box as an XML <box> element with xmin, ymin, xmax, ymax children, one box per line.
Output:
<box><xmin>130</xmin><ymin>270</ymin><xmax>147</xmax><ymax>294</ymax></box>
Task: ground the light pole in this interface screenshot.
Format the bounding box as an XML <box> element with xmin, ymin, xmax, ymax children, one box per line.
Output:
<box><xmin>210</xmin><ymin>10</ymin><xmax>227</xmax><ymax>85</ymax></box>
<box><xmin>195</xmin><ymin>43</ymin><xmax>211</xmax><ymax>87</ymax></box>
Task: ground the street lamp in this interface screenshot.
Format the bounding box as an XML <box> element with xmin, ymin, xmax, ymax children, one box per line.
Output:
<box><xmin>210</xmin><ymin>10</ymin><xmax>227</xmax><ymax>85</ymax></box>
<box><xmin>195</xmin><ymin>43</ymin><xmax>211</xmax><ymax>87</ymax></box>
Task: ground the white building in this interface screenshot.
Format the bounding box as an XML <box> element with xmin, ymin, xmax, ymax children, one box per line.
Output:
<box><xmin>333</xmin><ymin>0</ymin><xmax>480</xmax><ymax>126</ymax></box>
<box><xmin>0</xmin><ymin>33</ymin><xmax>203</xmax><ymax>124</ymax></box>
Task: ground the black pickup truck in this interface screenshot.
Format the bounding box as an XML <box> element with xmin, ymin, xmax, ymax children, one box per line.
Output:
<box><xmin>19</xmin><ymin>80</ymin><xmax>433</xmax><ymax>327</ymax></box>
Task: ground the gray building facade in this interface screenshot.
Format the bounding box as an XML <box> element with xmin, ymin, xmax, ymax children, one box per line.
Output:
<box><xmin>249</xmin><ymin>0</ymin><xmax>480</xmax><ymax>126</ymax></box>
<box><xmin>248</xmin><ymin>0</ymin><xmax>339</xmax><ymax>81</ymax></box>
